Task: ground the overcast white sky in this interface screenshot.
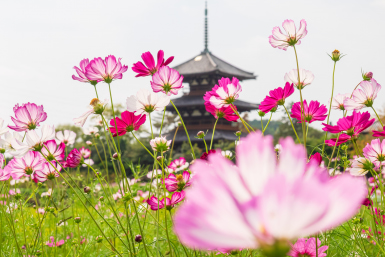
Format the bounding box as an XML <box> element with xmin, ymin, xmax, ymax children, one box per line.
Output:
<box><xmin>1</xmin><ymin>0</ymin><xmax>385</xmax><ymax>130</ymax></box>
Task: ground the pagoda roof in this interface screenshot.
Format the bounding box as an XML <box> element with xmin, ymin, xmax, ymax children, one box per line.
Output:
<box><xmin>173</xmin><ymin>52</ymin><xmax>257</xmax><ymax>81</ymax></box>
<box><xmin>166</xmin><ymin>95</ymin><xmax>259</xmax><ymax>112</ymax></box>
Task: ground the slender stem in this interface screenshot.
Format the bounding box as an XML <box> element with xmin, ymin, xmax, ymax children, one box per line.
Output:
<box><xmin>322</xmin><ymin>61</ymin><xmax>337</xmax><ymax>155</ymax></box>
<box><xmin>230</xmin><ymin>105</ymin><xmax>251</xmax><ymax>133</ymax></box>
<box><xmin>202</xmin><ymin>138</ymin><xmax>208</xmax><ymax>153</ymax></box>
<box><xmin>108</xmin><ymin>83</ymin><xmax>121</xmax><ymax>153</ymax></box>
<box><xmin>283</xmin><ymin>105</ymin><xmax>301</xmax><ymax>144</ymax></box>
<box><xmin>131</xmin><ymin>132</ymin><xmax>162</xmax><ymax>167</ymax></box>
<box><xmin>170</xmin><ymin>100</ymin><xmax>196</xmax><ymax>159</ymax></box>
<box><xmin>293</xmin><ymin>45</ymin><xmax>306</xmax><ymax>149</ymax></box>
<box><xmin>149</xmin><ymin>113</ymin><xmax>154</xmax><ymax>139</ymax></box>
<box><xmin>161</xmin><ymin>152</ymin><xmax>173</xmax><ymax>257</ymax></box>
<box><xmin>372</xmin><ymin>106</ymin><xmax>384</xmax><ymax>127</ymax></box>
<box><xmin>92</xmin><ymin>137</ymin><xmax>106</xmax><ymax>170</ymax></box>
<box><xmin>262</xmin><ymin>113</ymin><xmax>273</xmax><ymax>133</ymax></box>
<box><xmin>260</xmin><ymin>117</ymin><xmax>264</xmax><ymax>135</ymax></box>
<box><xmin>94</xmin><ymin>85</ymin><xmax>99</xmax><ymax>98</ymax></box>
<box><xmin>210</xmin><ymin>119</ymin><xmax>219</xmax><ymax>150</ymax></box>
<box><xmin>159</xmin><ymin>107</ymin><xmax>166</xmax><ymax>136</ymax></box>
<box><xmin>169</xmin><ymin>126</ymin><xmax>179</xmax><ymax>163</ymax></box>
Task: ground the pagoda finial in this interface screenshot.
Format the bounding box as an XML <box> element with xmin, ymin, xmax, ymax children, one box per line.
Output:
<box><xmin>203</xmin><ymin>1</ymin><xmax>209</xmax><ymax>53</ymax></box>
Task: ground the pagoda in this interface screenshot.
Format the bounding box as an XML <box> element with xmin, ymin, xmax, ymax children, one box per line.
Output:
<box><xmin>166</xmin><ymin>3</ymin><xmax>258</xmax><ymax>144</ymax></box>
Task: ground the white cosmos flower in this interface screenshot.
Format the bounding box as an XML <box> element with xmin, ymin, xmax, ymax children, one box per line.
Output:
<box><xmin>0</xmin><ymin>118</ymin><xmax>9</xmax><ymax>136</ymax></box>
<box><xmin>0</xmin><ymin>132</ymin><xmax>22</xmax><ymax>153</ymax></box>
<box><xmin>56</xmin><ymin>130</ymin><xmax>76</xmax><ymax>145</ymax></box>
<box><xmin>73</xmin><ymin>99</ymin><xmax>108</xmax><ymax>127</ymax></box>
<box><xmin>82</xmin><ymin>159</ymin><xmax>94</xmax><ymax>167</ymax></box>
<box><xmin>330</xmin><ymin>93</ymin><xmax>350</xmax><ymax>111</ymax></box>
<box><xmin>344</xmin><ymin>79</ymin><xmax>382</xmax><ymax>111</ymax></box>
<box><xmin>284</xmin><ymin>69</ymin><xmax>314</xmax><ymax>89</ymax></box>
<box><xmin>126</xmin><ymin>89</ymin><xmax>170</xmax><ymax>116</ymax></box>
<box><xmin>83</xmin><ymin>127</ymin><xmax>99</xmax><ymax>135</ymax></box>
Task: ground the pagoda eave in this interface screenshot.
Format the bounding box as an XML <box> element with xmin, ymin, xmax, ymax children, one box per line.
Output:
<box><xmin>181</xmin><ymin>70</ymin><xmax>257</xmax><ymax>81</ymax></box>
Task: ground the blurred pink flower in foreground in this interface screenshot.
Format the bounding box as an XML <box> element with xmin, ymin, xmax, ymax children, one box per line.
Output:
<box><xmin>207</xmin><ymin>77</ymin><xmax>242</xmax><ymax>108</ymax></box>
<box><xmin>132</xmin><ymin>50</ymin><xmax>174</xmax><ymax>77</ymax></box>
<box><xmin>259</xmin><ymin>82</ymin><xmax>294</xmax><ymax>113</ymax></box>
<box><xmin>269</xmin><ymin>19</ymin><xmax>307</xmax><ymax>50</ymax></box>
<box><xmin>151</xmin><ymin>66</ymin><xmax>184</xmax><ymax>96</ymax></box>
<box><xmin>284</xmin><ymin>69</ymin><xmax>314</xmax><ymax>89</ymax></box>
<box><xmin>344</xmin><ymin>79</ymin><xmax>381</xmax><ymax>111</ymax></box>
<box><xmin>109</xmin><ymin>111</ymin><xmax>146</xmax><ymax>137</ymax></box>
<box><xmin>288</xmin><ymin>237</ymin><xmax>328</xmax><ymax>257</ymax></box>
<box><xmin>8</xmin><ymin>103</ymin><xmax>47</xmax><ymax>132</ymax></box>
<box><xmin>85</xmin><ymin>55</ymin><xmax>128</xmax><ymax>83</ymax></box>
<box><xmin>173</xmin><ymin>132</ymin><xmax>366</xmax><ymax>251</ymax></box>
<box><xmin>291</xmin><ymin>100</ymin><xmax>327</xmax><ymax>123</ymax></box>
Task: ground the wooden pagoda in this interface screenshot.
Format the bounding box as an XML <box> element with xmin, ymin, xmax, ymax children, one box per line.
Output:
<box><xmin>166</xmin><ymin>3</ymin><xmax>258</xmax><ymax>144</ymax></box>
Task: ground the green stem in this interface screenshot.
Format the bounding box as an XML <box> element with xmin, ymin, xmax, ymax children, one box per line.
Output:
<box><xmin>94</xmin><ymin>85</ymin><xmax>99</xmax><ymax>98</ymax></box>
<box><xmin>372</xmin><ymin>106</ymin><xmax>384</xmax><ymax>127</ymax></box>
<box><xmin>202</xmin><ymin>138</ymin><xmax>208</xmax><ymax>153</ymax></box>
<box><xmin>293</xmin><ymin>45</ymin><xmax>306</xmax><ymax>149</ymax></box>
<box><xmin>210</xmin><ymin>119</ymin><xmax>219</xmax><ymax>150</ymax></box>
<box><xmin>260</xmin><ymin>117</ymin><xmax>264</xmax><ymax>135</ymax></box>
<box><xmin>230</xmin><ymin>105</ymin><xmax>251</xmax><ymax>133</ymax></box>
<box><xmin>170</xmin><ymin>100</ymin><xmax>196</xmax><ymax>159</ymax></box>
<box><xmin>149</xmin><ymin>113</ymin><xmax>154</xmax><ymax>139</ymax></box>
<box><xmin>161</xmin><ymin>152</ymin><xmax>173</xmax><ymax>257</ymax></box>
<box><xmin>169</xmin><ymin>126</ymin><xmax>179</xmax><ymax>163</ymax></box>
<box><xmin>262</xmin><ymin>113</ymin><xmax>273</xmax><ymax>133</ymax></box>
<box><xmin>159</xmin><ymin>107</ymin><xmax>166</xmax><ymax>136</ymax></box>
<box><xmin>284</xmin><ymin>105</ymin><xmax>301</xmax><ymax>144</ymax></box>
<box><xmin>108</xmin><ymin>83</ymin><xmax>121</xmax><ymax>153</ymax></box>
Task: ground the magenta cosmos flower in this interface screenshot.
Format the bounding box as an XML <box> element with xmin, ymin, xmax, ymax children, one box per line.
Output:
<box><xmin>284</xmin><ymin>69</ymin><xmax>314</xmax><ymax>89</ymax></box>
<box><xmin>65</xmin><ymin>148</ymin><xmax>83</xmax><ymax>168</ymax></box>
<box><xmin>168</xmin><ymin>157</ymin><xmax>189</xmax><ymax>172</ymax></box>
<box><xmin>147</xmin><ymin>191</ymin><xmax>185</xmax><ymax>211</ymax></box>
<box><xmin>269</xmin><ymin>19</ymin><xmax>307</xmax><ymax>50</ymax></box>
<box><xmin>373</xmin><ymin>126</ymin><xmax>385</xmax><ymax>137</ymax></box>
<box><xmin>132</xmin><ymin>50</ymin><xmax>174</xmax><ymax>77</ymax></box>
<box><xmin>109</xmin><ymin>111</ymin><xmax>146</xmax><ymax>137</ymax></box>
<box><xmin>8</xmin><ymin>103</ymin><xmax>47</xmax><ymax>132</ymax></box>
<box><xmin>207</xmin><ymin>77</ymin><xmax>242</xmax><ymax>108</ymax></box>
<box><xmin>40</xmin><ymin>140</ymin><xmax>65</xmax><ymax>162</ymax></box>
<box><xmin>151</xmin><ymin>66</ymin><xmax>184</xmax><ymax>96</ymax></box>
<box><xmin>5</xmin><ymin>151</ymin><xmax>45</xmax><ymax>180</ymax></box>
<box><xmin>363</xmin><ymin>139</ymin><xmax>385</xmax><ymax>168</ymax></box>
<box><xmin>85</xmin><ymin>55</ymin><xmax>128</xmax><ymax>83</ymax></box>
<box><xmin>344</xmin><ymin>79</ymin><xmax>381</xmax><ymax>111</ymax></box>
<box><xmin>173</xmin><ymin>132</ymin><xmax>366</xmax><ymax>250</ymax></box>
<box><xmin>163</xmin><ymin>171</ymin><xmax>192</xmax><ymax>192</ymax></box>
<box><xmin>34</xmin><ymin>162</ymin><xmax>61</xmax><ymax>182</ymax></box>
<box><xmin>205</xmin><ymin>103</ymin><xmax>239</xmax><ymax>122</ymax></box>
<box><xmin>323</xmin><ymin>111</ymin><xmax>375</xmax><ymax>145</ymax></box>
<box><xmin>291</xmin><ymin>100</ymin><xmax>327</xmax><ymax>123</ymax></box>
<box><xmin>72</xmin><ymin>59</ymin><xmax>99</xmax><ymax>85</ymax></box>
<box><xmin>309</xmin><ymin>152</ymin><xmax>322</xmax><ymax>166</ymax></box>
<box><xmin>259</xmin><ymin>82</ymin><xmax>294</xmax><ymax>113</ymax></box>
<box><xmin>288</xmin><ymin>238</ymin><xmax>328</xmax><ymax>257</ymax></box>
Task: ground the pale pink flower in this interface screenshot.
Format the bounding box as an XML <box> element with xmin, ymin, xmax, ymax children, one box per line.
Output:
<box><xmin>8</xmin><ymin>103</ymin><xmax>47</xmax><ymax>132</ymax></box>
<box><xmin>46</xmin><ymin>236</ymin><xmax>65</xmax><ymax>247</ymax></box>
<box><xmin>9</xmin><ymin>189</ymin><xmax>20</xmax><ymax>195</ymax></box>
<box><xmin>331</xmin><ymin>93</ymin><xmax>350</xmax><ymax>111</ymax></box>
<box><xmin>147</xmin><ymin>169</ymin><xmax>162</xmax><ymax>179</ymax></box>
<box><xmin>0</xmin><ymin>118</ymin><xmax>9</xmax><ymax>136</ymax></box>
<box><xmin>150</xmin><ymin>66</ymin><xmax>184</xmax><ymax>96</ymax></box>
<box><xmin>73</xmin><ymin>99</ymin><xmax>108</xmax><ymax>127</ymax></box>
<box><xmin>288</xmin><ymin>237</ymin><xmax>328</xmax><ymax>257</ymax></box>
<box><xmin>349</xmin><ymin>157</ymin><xmax>373</xmax><ymax>176</ymax></box>
<box><xmin>5</xmin><ymin>151</ymin><xmax>45</xmax><ymax>180</ymax></box>
<box><xmin>126</xmin><ymin>88</ymin><xmax>170</xmax><ymax>116</ymax></box>
<box><xmin>132</xmin><ymin>50</ymin><xmax>174</xmax><ymax>77</ymax></box>
<box><xmin>37</xmin><ymin>208</ymin><xmax>45</xmax><ymax>214</ymax></box>
<box><xmin>41</xmin><ymin>188</ymin><xmax>53</xmax><ymax>197</ymax></box>
<box><xmin>40</xmin><ymin>140</ymin><xmax>66</xmax><ymax>162</ymax></box>
<box><xmin>34</xmin><ymin>162</ymin><xmax>61</xmax><ymax>182</ymax></box>
<box><xmin>150</xmin><ymin>136</ymin><xmax>172</xmax><ymax>153</ymax></box>
<box><xmin>344</xmin><ymin>79</ymin><xmax>381</xmax><ymax>110</ymax></box>
<box><xmin>167</xmin><ymin>157</ymin><xmax>189</xmax><ymax>172</ymax></box>
<box><xmin>208</xmin><ymin>77</ymin><xmax>242</xmax><ymax>108</ymax></box>
<box><xmin>269</xmin><ymin>19</ymin><xmax>307</xmax><ymax>50</ymax></box>
<box><xmin>86</xmin><ymin>141</ymin><xmax>92</xmax><ymax>146</ymax></box>
<box><xmin>113</xmin><ymin>191</ymin><xmax>122</xmax><ymax>201</ymax></box>
<box><xmin>79</xmin><ymin>147</ymin><xmax>91</xmax><ymax>158</ymax></box>
<box><xmin>174</xmin><ymin>132</ymin><xmax>366</xmax><ymax>250</ymax></box>
<box><xmin>55</xmin><ymin>130</ymin><xmax>76</xmax><ymax>145</ymax></box>
<box><xmin>284</xmin><ymin>69</ymin><xmax>314</xmax><ymax>89</ymax></box>
<box><xmin>363</xmin><ymin>139</ymin><xmax>385</xmax><ymax>168</ymax></box>
<box><xmin>82</xmin><ymin>159</ymin><xmax>94</xmax><ymax>167</ymax></box>
<box><xmin>85</xmin><ymin>55</ymin><xmax>128</xmax><ymax>83</ymax></box>
<box><xmin>83</xmin><ymin>127</ymin><xmax>99</xmax><ymax>135</ymax></box>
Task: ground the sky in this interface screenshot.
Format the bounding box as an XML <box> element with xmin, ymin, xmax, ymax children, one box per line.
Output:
<box><xmin>1</xmin><ymin>0</ymin><xmax>385</xmax><ymax>131</ymax></box>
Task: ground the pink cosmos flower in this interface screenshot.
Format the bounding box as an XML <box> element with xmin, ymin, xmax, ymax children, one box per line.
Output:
<box><xmin>147</xmin><ymin>191</ymin><xmax>185</xmax><ymax>211</ymax></box>
<box><xmin>208</xmin><ymin>77</ymin><xmax>242</xmax><ymax>108</ymax></box>
<box><xmin>344</xmin><ymin>79</ymin><xmax>381</xmax><ymax>110</ymax></box>
<box><xmin>46</xmin><ymin>236</ymin><xmax>65</xmax><ymax>247</ymax></box>
<box><xmin>150</xmin><ymin>136</ymin><xmax>172</xmax><ymax>153</ymax></box>
<box><xmin>269</xmin><ymin>19</ymin><xmax>307</xmax><ymax>50</ymax></box>
<box><xmin>331</xmin><ymin>93</ymin><xmax>350</xmax><ymax>111</ymax></box>
<box><xmin>288</xmin><ymin>238</ymin><xmax>328</xmax><ymax>257</ymax></box>
<box><xmin>291</xmin><ymin>100</ymin><xmax>327</xmax><ymax>123</ymax></box>
<box><xmin>5</xmin><ymin>151</ymin><xmax>45</xmax><ymax>180</ymax></box>
<box><xmin>173</xmin><ymin>132</ymin><xmax>366</xmax><ymax>250</ymax></box>
<box><xmin>72</xmin><ymin>59</ymin><xmax>99</xmax><ymax>84</ymax></box>
<box><xmin>8</xmin><ymin>103</ymin><xmax>47</xmax><ymax>132</ymax></box>
<box><xmin>0</xmin><ymin>156</ymin><xmax>10</xmax><ymax>181</ymax></box>
<box><xmin>168</xmin><ymin>157</ymin><xmax>189</xmax><ymax>172</ymax></box>
<box><xmin>324</xmin><ymin>133</ymin><xmax>351</xmax><ymax>147</ymax></box>
<box><xmin>34</xmin><ymin>162</ymin><xmax>61</xmax><ymax>182</ymax></box>
<box><xmin>55</xmin><ymin>130</ymin><xmax>76</xmax><ymax>145</ymax></box>
<box><xmin>73</xmin><ymin>98</ymin><xmax>108</xmax><ymax>127</ymax></box>
<box><xmin>65</xmin><ymin>148</ymin><xmax>83</xmax><ymax>168</ymax></box>
<box><xmin>79</xmin><ymin>147</ymin><xmax>91</xmax><ymax>159</ymax></box>
<box><xmin>204</xmin><ymin>103</ymin><xmax>239</xmax><ymax>122</ymax></box>
<box><xmin>163</xmin><ymin>171</ymin><xmax>192</xmax><ymax>192</ymax></box>
<box><xmin>132</xmin><ymin>50</ymin><xmax>174</xmax><ymax>77</ymax></box>
<box><xmin>126</xmin><ymin>88</ymin><xmax>170</xmax><ymax>116</ymax></box>
<box><xmin>85</xmin><ymin>55</ymin><xmax>128</xmax><ymax>83</ymax></box>
<box><xmin>259</xmin><ymin>82</ymin><xmax>294</xmax><ymax>113</ymax></box>
<box><xmin>109</xmin><ymin>111</ymin><xmax>146</xmax><ymax>137</ymax></box>
<box><xmin>373</xmin><ymin>126</ymin><xmax>385</xmax><ymax>137</ymax></box>
<box><xmin>323</xmin><ymin>111</ymin><xmax>375</xmax><ymax>142</ymax></box>
<box><xmin>363</xmin><ymin>139</ymin><xmax>385</xmax><ymax>168</ymax></box>
<box><xmin>309</xmin><ymin>152</ymin><xmax>322</xmax><ymax>166</ymax></box>
<box><xmin>284</xmin><ymin>69</ymin><xmax>314</xmax><ymax>89</ymax></box>
<box><xmin>40</xmin><ymin>140</ymin><xmax>65</xmax><ymax>162</ymax></box>
<box><xmin>150</xmin><ymin>66</ymin><xmax>184</xmax><ymax>96</ymax></box>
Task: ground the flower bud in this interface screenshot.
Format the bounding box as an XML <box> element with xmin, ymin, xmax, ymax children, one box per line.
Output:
<box><xmin>84</xmin><ymin>186</ymin><xmax>91</xmax><ymax>194</ymax></box>
<box><xmin>74</xmin><ymin>217</ymin><xmax>81</xmax><ymax>223</ymax></box>
<box><xmin>90</xmin><ymin>98</ymin><xmax>105</xmax><ymax>114</ymax></box>
<box><xmin>0</xmin><ymin>148</ymin><xmax>5</xmax><ymax>154</ymax></box>
<box><xmin>99</xmin><ymin>196</ymin><xmax>104</xmax><ymax>202</ymax></box>
<box><xmin>156</xmin><ymin>156</ymin><xmax>163</xmax><ymax>161</ymax></box>
<box><xmin>235</xmin><ymin>131</ymin><xmax>241</xmax><ymax>137</ymax></box>
<box><xmin>270</xmin><ymin>107</ymin><xmax>278</xmax><ymax>113</ymax></box>
<box><xmin>341</xmin><ymin>144</ymin><xmax>348</xmax><ymax>151</ymax></box>
<box><xmin>37</xmin><ymin>182</ymin><xmax>43</xmax><ymax>188</ymax></box>
<box><xmin>177</xmin><ymin>122</ymin><xmax>182</xmax><ymax>127</ymax></box>
<box><xmin>96</xmin><ymin>235</ymin><xmax>103</xmax><ymax>243</ymax></box>
<box><xmin>258</xmin><ymin>111</ymin><xmax>266</xmax><ymax>117</ymax></box>
<box><xmin>112</xmin><ymin>153</ymin><xmax>119</xmax><ymax>159</ymax></box>
<box><xmin>95</xmin><ymin>172</ymin><xmax>101</xmax><ymax>177</ymax></box>
<box><xmin>135</xmin><ymin>234</ymin><xmax>142</xmax><ymax>243</ymax></box>
<box><xmin>86</xmin><ymin>141</ymin><xmax>92</xmax><ymax>146</ymax></box>
<box><xmin>362</xmin><ymin>71</ymin><xmax>373</xmax><ymax>81</ymax></box>
<box><xmin>330</xmin><ymin>49</ymin><xmax>343</xmax><ymax>62</ymax></box>
<box><xmin>95</xmin><ymin>133</ymin><xmax>100</xmax><ymax>139</ymax></box>
<box><xmin>196</xmin><ymin>131</ymin><xmax>205</xmax><ymax>139</ymax></box>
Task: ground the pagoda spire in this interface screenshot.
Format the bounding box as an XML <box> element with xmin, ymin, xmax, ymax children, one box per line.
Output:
<box><xmin>203</xmin><ymin>1</ymin><xmax>209</xmax><ymax>53</ymax></box>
